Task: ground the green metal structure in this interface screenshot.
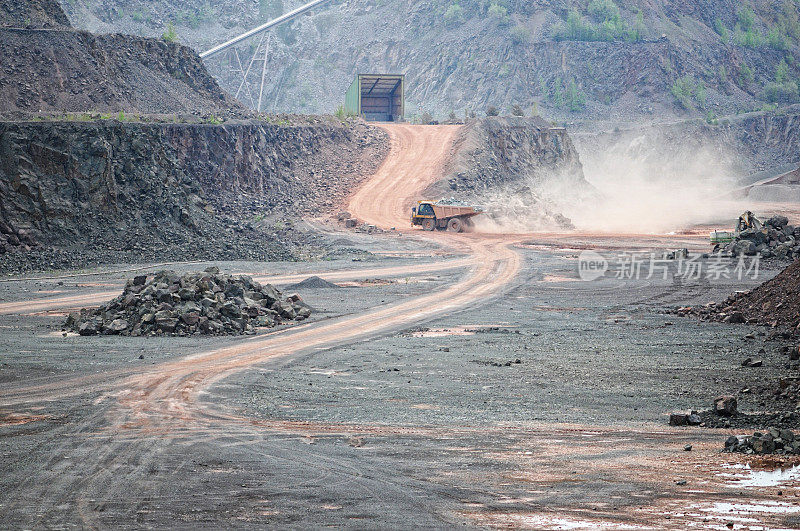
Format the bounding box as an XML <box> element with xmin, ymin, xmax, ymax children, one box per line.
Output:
<box><xmin>345</xmin><ymin>74</ymin><xmax>404</xmax><ymax>122</ymax></box>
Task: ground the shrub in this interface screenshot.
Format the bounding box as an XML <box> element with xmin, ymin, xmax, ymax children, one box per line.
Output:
<box><xmin>765</xmin><ymin>81</ymin><xmax>799</xmax><ymax>103</ymax></box>
<box><xmin>734</xmin><ymin>26</ymin><xmax>761</xmax><ymax>48</ymax></box>
<box><xmin>488</xmin><ymin>3</ymin><xmax>509</xmax><ymax>24</ymax></box>
<box><xmin>448</xmin><ymin>111</ymin><xmax>457</xmax><ymax>122</ymax></box>
<box><xmin>714</xmin><ymin>18</ymin><xmax>729</xmax><ymax>43</ymax></box>
<box><xmin>738</xmin><ymin>5</ymin><xmax>755</xmax><ymax>32</ymax></box>
<box><xmin>444</xmin><ymin>3</ymin><xmax>464</xmax><ymax>26</ymax></box>
<box><xmin>510</xmin><ymin>25</ymin><xmax>531</xmax><ymax>44</ymax></box>
<box><xmin>588</xmin><ymin>0</ymin><xmax>620</xmax><ymax>23</ymax></box>
<box><xmin>552</xmin><ymin>2</ymin><xmax>634</xmax><ymax>43</ymax></box>
<box><xmin>486</xmin><ymin>106</ymin><xmax>499</xmax><ymax>116</ymax></box>
<box><xmin>670</xmin><ymin>76</ymin><xmax>700</xmax><ymax>110</ymax></box>
<box><xmin>420</xmin><ymin>111</ymin><xmax>434</xmax><ymax>124</ymax></box>
<box><xmin>162</xmin><ymin>23</ymin><xmax>178</xmax><ymax>43</ymax></box>
<box><xmin>766</xmin><ymin>27</ymin><xmax>789</xmax><ymax>50</ymax></box>
<box><xmin>738</xmin><ymin>62</ymin><xmax>754</xmax><ymax>86</ymax></box>
<box><xmin>511</xmin><ymin>104</ymin><xmax>524</xmax><ymax>116</ymax></box>
<box><xmin>776</xmin><ymin>59</ymin><xmax>790</xmax><ymax>83</ymax></box>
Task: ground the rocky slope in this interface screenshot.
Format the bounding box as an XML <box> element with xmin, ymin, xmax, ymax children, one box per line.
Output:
<box><xmin>0</xmin><ymin>0</ymin><xmax>243</xmax><ymax>116</ymax></box>
<box><xmin>0</xmin><ymin>0</ymin><xmax>69</xmax><ymax>28</ymax></box>
<box><xmin>0</xmin><ymin>117</ymin><xmax>388</xmax><ymax>273</ymax></box>
<box><xmin>60</xmin><ymin>0</ymin><xmax>800</xmax><ymax>123</ymax></box>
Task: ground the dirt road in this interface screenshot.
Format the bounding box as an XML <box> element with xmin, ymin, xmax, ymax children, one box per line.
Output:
<box><xmin>2</xmin><ymin>124</ymin><xmax>795</xmax><ymax>529</ymax></box>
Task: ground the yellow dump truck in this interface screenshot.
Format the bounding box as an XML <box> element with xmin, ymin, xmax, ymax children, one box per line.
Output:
<box><xmin>411</xmin><ymin>200</ymin><xmax>482</xmax><ymax>233</ymax></box>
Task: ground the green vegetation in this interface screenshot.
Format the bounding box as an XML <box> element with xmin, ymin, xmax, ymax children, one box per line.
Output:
<box><xmin>716</xmin><ymin>3</ymin><xmax>797</xmax><ymax>50</ymax></box>
<box><xmin>714</xmin><ymin>18</ymin><xmax>729</xmax><ymax>43</ymax></box>
<box><xmin>510</xmin><ymin>25</ymin><xmax>531</xmax><ymax>45</ymax></box>
<box><xmin>162</xmin><ymin>23</ymin><xmax>178</xmax><ymax>43</ymax></box>
<box><xmin>551</xmin><ymin>77</ymin><xmax>586</xmax><ymax>112</ymax></box>
<box><xmin>552</xmin><ymin>1</ymin><xmax>643</xmax><ymax>43</ymax></box>
<box><xmin>670</xmin><ymin>76</ymin><xmax>705</xmax><ymax>111</ymax></box>
<box><xmin>765</xmin><ymin>59</ymin><xmax>799</xmax><ymax>102</ymax></box>
<box><xmin>444</xmin><ymin>3</ymin><xmax>464</xmax><ymax>26</ymax></box>
<box><xmin>738</xmin><ymin>62</ymin><xmax>754</xmax><ymax>86</ymax></box>
<box><xmin>487</xmin><ymin>2</ymin><xmax>509</xmax><ymax>25</ymax></box>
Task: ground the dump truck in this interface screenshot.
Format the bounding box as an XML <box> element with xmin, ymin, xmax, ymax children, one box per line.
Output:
<box><xmin>411</xmin><ymin>200</ymin><xmax>482</xmax><ymax>233</ymax></box>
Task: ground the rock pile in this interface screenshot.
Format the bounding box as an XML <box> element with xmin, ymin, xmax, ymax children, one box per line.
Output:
<box><xmin>66</xmin><ymin>268</ymin><xmax>311</xmax><ymax>337</ymax></box>
<box><xmin>724</xmin><ymin>427</ymin><xmax>800</xmax><ymax>455</ymax></box>
<box><xmin>715</xmin><ymin>215</ymin><xmax>800</xmax><ymax>259</ymax></box>
<box><xmin>674</xmin><ymin>259</ymin><xmax>800</xmax><ymax>332</ymax></box>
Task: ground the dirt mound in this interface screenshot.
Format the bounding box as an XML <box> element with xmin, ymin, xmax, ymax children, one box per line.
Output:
<box><xmin>0</xmin><ymin>27</ymin><xmax>243</xmax><ymax>116</ymax></box>
<box><xmin>677</xmin><ymin>260</ymin><xmax>800</xmax><ymax>331</ymax></box>
<box><xmin>0</xmin><ymin>0</ymin><xmax>69</xmax><ymax>28</ymax></box>
<box><xmin>284</xmin><ymin>276</ymin><xmax>342</xmax><ymax>290</ymax></box>
<box><xmin>66</xmin><ymin>268</ymin><xmax>311</xmax><ymax>337</ymax></box>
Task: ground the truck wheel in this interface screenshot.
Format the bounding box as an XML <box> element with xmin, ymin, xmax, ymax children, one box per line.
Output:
<box><xmin>447</xmin><ymin>218</ymin><xmax>463</xmax><ymax>233</ymax></box>
<box><xmin>422</xmin><ymin>219</ymin><xmax>435</xmax><ymax>231</ymax></box>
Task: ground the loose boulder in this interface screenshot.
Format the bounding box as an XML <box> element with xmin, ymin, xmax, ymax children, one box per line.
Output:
<box><xmin>713</xmin><ymin>395</ymin><xmax>737</xmax><ymax>416</ymax></box>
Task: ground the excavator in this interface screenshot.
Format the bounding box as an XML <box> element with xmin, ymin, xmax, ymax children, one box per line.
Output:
<box><xmin>411</xmin><ymin>199</ymin><xmax>482</xmax><ymax>233</ymax></box>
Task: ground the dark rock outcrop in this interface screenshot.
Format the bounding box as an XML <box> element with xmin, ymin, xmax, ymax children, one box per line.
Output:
<box><xmin>0</xmin><ymin>118</ymin><xmax>388</xmax><ymax>273</ymax></box>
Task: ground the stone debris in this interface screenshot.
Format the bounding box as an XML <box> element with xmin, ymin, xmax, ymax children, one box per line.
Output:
<box><xmin>715</xmin><ymin>213</ymin><xmax>800</xmax><ymax>259</ymax></box>
<box><xmin>65</xmin><ymin>268</ymin><xmax>311</xmax><ymax>337</ymax></box>
<box><xmin>669</xmin><ymin>410</ymin><xmax>702</xmax><ymax>426</ymax></box>
<box><xmin>714</xmin><ymin>395</ymin><xmax>738</xmax><ymax>416</ymax></box>
<box><xmin>673</xmin><ymin>259</ymin><xmax>800</xmax><ymax>333</ymax></box>
<box><xmin>724</xmin><ymin>427</ymin><xmax>800</xmax><ymax>455</ymax></box>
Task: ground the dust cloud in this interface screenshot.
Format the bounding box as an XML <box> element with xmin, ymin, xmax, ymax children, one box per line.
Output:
<box><xmin>475</xmin><ymin>134</ymin><xmax>749</xmax><ymax>234</ymax></box>
<box><xmin>556</xmin><ymin>135</ymin><xmax>747</xmax><ymax>233</ymax></box>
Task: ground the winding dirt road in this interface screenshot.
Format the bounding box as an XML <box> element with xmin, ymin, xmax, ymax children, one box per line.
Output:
<box><xmin>1</xmin><ymin>124</ymin><xmax>521</xmax><ymax>422</ymax></box>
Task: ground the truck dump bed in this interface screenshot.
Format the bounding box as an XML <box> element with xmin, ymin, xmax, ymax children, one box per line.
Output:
<box><xmin>430</xmin><ymin>204</ymin><xmax>481</xmax><ymax>219</ymax></box>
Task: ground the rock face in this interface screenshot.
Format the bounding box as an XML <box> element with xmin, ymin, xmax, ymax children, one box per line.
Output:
<box><xmin>0</xmin><ymin>118</ymin><xmax>388</xmax><ymax>273</ymax></box>
<box><xmin>66</xmin><ymin>268</ymin><xmax>312</xmax><ymax>336</ymax></box>
<box><xmin>63</xmin><ymin>0</ymin><xmax>800</xmax><ymax>122</ymax></box>
<box><xmin>441</xmin><ymin>117</ymin><xmax>588</xmax><ymax>194</ymax></box>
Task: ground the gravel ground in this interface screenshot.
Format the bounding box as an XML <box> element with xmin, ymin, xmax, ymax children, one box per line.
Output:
<box><xmin>4</xmin><ymin>240</ymin><xmax>800</xmax><ymax>528</ymax></box>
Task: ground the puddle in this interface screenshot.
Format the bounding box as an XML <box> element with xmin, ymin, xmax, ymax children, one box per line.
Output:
<box><xmin>541</xmin><ymin>274</ymin><xmax>581</xmax><ymax>283</ymax></box>
<box><xmin>699</xmin><ymin>501</ymin><xmax>800</xmax><ymax>515</ymax></box>
<box><xmin>722</xmin><ymin>463</ymin><xmax>800</xmax><ymax>488</ymax></box>
<box><xmin>471</xmin><ymin>512</ymin><xmax>648</xmax><ymax>530</ymax></box>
